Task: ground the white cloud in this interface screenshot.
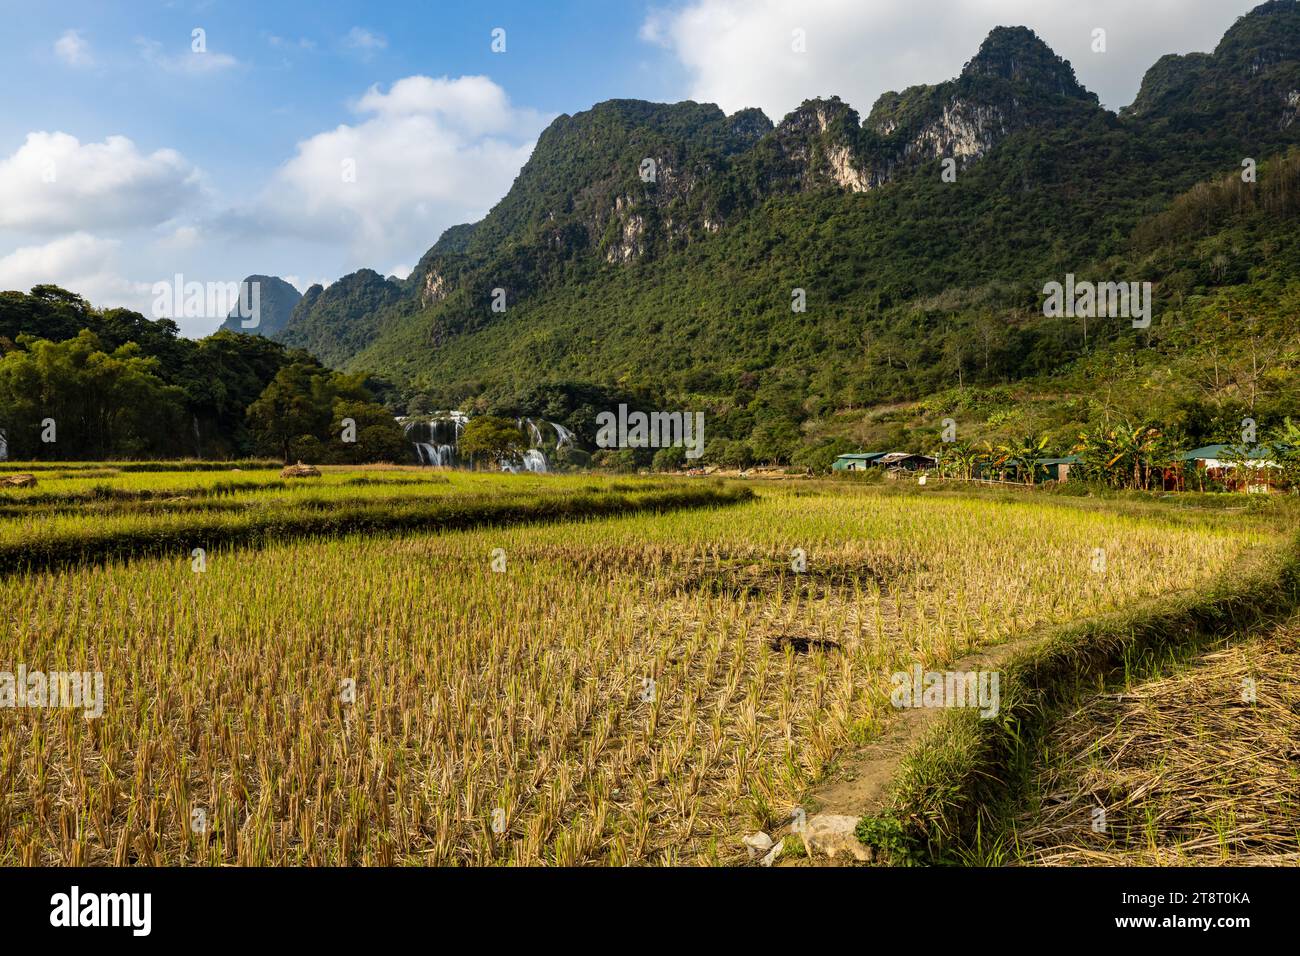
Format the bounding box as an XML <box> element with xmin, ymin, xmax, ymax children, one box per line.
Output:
<box><xmin>355</xmin><ymin>75</ymin><xmax>532</xmax><ymax>136</ymax></box>
<box><xmin>0</xmin><ymin>233</ymin><xmax>152</xmax><ymax>312</ymax></box>
<box><xmin>159</xmin><ymin>225</ymin><xmax>202</xmax><ymax>249</ymax></box>
<box><xmin>0</xmin><ymin>131</ymin><xmax>203</xmax><ymax>233</ymax></box>
<box><xmin>236</xmin><ymin>75</ymin><xmax>549</xmax><ymax>267</ymax></box>
<box><xmin>642</xmin><ymin>0</ymin><xmax>1263</xmax><ymax>118</ymax></box>
<box><xmin>268</xmin><ymin>35</ymin><xmax>316</xmax><ymax>51</ymax></box>
<box><xmin>136</xmin><ymin>37</ymin><xmax>241</xmax><ymax>75</ymax></box>
<box><xmin>344</xmin><ymin>27</ymin><xmax>387</xmax><ymax>57</ymax></box>
<box><xmin>54</xmin><ymin>30</ymin><xmax>92</xmax><ymax>67</ymax></box>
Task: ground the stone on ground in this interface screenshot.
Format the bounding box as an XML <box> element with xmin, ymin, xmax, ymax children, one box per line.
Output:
<box><xmin>800</xmin><ymin>814</ymin><xmax>872</xmax><ymax>862</ymax></box>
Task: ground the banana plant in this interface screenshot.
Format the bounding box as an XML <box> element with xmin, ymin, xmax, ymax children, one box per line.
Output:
<box><xmin>1001</xmin><ymin>434</ymin><xmax>1052</xmax><ymax>485</ymax></box>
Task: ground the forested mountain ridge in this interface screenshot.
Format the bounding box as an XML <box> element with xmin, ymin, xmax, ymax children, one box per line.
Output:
<box><xmin>6</xmin><ymin>3</ymin><xmax>1297</xmax><ymax>466</ymax></box>
<box><xmin>276</xmin><ymin>269</ymin><xmax>406</xmax><ymax>369</ymax></box>
<box><xmin>259</xmin><ymin>3</ymin><xmax>1298</xmax><ymax>442</ymax></box>
<box><xmin>272</xmin><ymin>23</ymin><xmax>1118</xmax><ymax>365</ymax></box>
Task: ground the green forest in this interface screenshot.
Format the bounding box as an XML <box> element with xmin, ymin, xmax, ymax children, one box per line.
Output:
<box><xmin>0</xmin><ymin>286</ymin><xmax>404</xmax><ymax>462</ymax></box>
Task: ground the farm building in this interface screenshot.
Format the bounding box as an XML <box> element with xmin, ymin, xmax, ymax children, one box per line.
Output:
<box><xmin>832</xmin><ymin>452</ymin><xmax>888</xmax><ymax>471</ymax></box>
<box><xmin>877</xmin><ymin>452</ymin><xmax>938</xmax><ymax>473</ymax></box>
<box><xmin>1179</xmin><ymin>444</ymin><xmax>1283</xmax><ymax>492</ymax></box>
<box><xmin>1034</xmin><ymin>455</ymin><xmax>1079</xmax><ymax>483</ymax></box>
<box><xmin>832</xmin><ymin>452</ymin><xmax>937</xmax><ymax>473</ymax></box>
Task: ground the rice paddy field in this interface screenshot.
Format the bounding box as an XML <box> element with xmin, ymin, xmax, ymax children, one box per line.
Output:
<box><xmin>0</xmin><ymin>463</ymin><xmax>1291</xmax><ymax>866</ymax></box>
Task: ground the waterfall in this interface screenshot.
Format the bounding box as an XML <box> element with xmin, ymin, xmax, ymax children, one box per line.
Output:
<box><xmin>0</xmin><ymin>428</ymin><xmax>7</xmax><ymax>462</ymax></box>
<box><xmin>518</xmin><ymin>417</ymin><xmax>545</xmax><ymax>448</ymax></box>
<box><xmin>401</xmin><ymin>412</ymin><xmax>468</xmax><ymax>467</ymax></box>
<box><xmin>399</xmin><ymin>411</ymin><xmax>572</xmax><ymax>472</ymax></box>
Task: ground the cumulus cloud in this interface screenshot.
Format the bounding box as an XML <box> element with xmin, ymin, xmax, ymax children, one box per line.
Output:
<box><xmin>0</xmin><ymin>132</ymin><xmax>202</xmax><ymax>233</ymax></box>
<box><xmin>0</xmin><ymin>233</ymin><xmax>152</xmax><ymax>311</ymax></box>
<box><xmin>234</xmin><ymin>75</ymin><xmax>549</xmax><ymax>266</ymax></box>
<box><xmin>158</xmin><ymin>225</ymin><xmax>202</xmax><ymax>249</ymax></box>
<box><xmin>641</xmin><ymin>0</ymin><xmax>1262</xmax><ymax>118</ymax></box>
<box><xmin>54</xmin><ymin>30</ymin><xmax>92</xmax><ymax>67</ymax></box>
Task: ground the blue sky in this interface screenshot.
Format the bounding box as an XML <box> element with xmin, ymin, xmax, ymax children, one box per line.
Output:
<box><xmin>0</xmin><ymin>0</ymin><xmax>1262</xmax><ymax>335</ymax></box>
<box><xmin>0</xmin><ymin>1</ymin><xmax>683</xmax><ymax>200</ymax></box>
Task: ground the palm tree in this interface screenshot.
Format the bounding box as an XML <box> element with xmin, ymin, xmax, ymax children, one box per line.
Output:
<box><xmin>1074</xmin><ymin>426</ymin><xmax>1122</xmax><ymax>488</ymax></box>
<box><xmin>935</xmin><ymin>442</ymin><xmax>979</xmax><ymax>480</ymax></box>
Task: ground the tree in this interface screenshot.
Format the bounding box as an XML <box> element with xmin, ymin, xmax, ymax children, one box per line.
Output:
<box><xmin>1271</xmin><ymin>418</ymin><xmax>1300</xmax><ymax>491</ymax></box>
<box><xmin>652</xmin><ymin>445</ymin><xmax>687</xmax><ymax>471</ymax></box>
<box><xmin>457</xmin><ymin>416</ymin><xmax>528</xmax><ymax>469</ymax></box>
<box><xmin>0</xmin><ymin>331</ymin><xmax>185</xmax><ymax>459</ymax></box>
<box><xmin>328</xmin><ymin>399</ymin><xmax>409</xmax><ymax>464</ymax></box>
<box><xmin>936</xmin><ymin>442</ymin><xmax>980</xmax><ymax>480</ymax></box>
<box><xmin>246</xmin><ymin>363</ymin><xmax>334</xmax><ymax>464</ymax></box>
<box><xmin>978</xmin><ymin>440</ymin><xmax>1010</xmax><ymax>482</ymax></box>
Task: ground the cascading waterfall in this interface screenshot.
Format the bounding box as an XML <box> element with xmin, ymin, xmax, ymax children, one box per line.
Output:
<box><xmin>398</xmin><ymin>412</ymin><xmax>573</xmax><ymax>472</ymax></box>
<box><xmin>0</xmin><ymin>427</ymin><xmax>7</xmax><ymax>462</ymax></box>
<box><xmin>518</xmin><ymin>449</ymin><xmax>549</xmax><ymax>473</ymax></box>
<box><xmin>551</xmin><ymin>421</ymin><xmax>576</xmax><ymax>448</ymax></box>
<box><xmin>400</xmin><ymin>412</ymin><xmax>466</xmax><ymax>466</ymax></box>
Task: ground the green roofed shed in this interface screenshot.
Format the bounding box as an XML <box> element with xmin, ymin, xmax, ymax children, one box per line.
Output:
<box><xmin>832</xmin><ymin>452</ymin><xmax>888</xmax><ymax>471</ymax></box>
<box><xmin>1034</xmin><ymin>455</ymin><xmax>1080</xmax><ymax>482</ymax></box>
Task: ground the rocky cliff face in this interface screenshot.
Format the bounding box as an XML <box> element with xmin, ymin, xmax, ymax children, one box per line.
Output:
<box><xmin>754</xmin><ymin>27</ymin><xmax>1097</xmax><ymax>199</ymax></box>
<box><xmin>763</xmin><ymin>97</ymin><xmax>879</xmax><ymax>193</ymax></box>
<box><xmin>420</xmin><ymin>268</ymin><xmax>450</xmax><ymax>307</ymax></box>
<box><xmin>218</xmin><ymin>275</ymin><xmax>302</xmax><ymax>336</ymax></box>
<box><xmin>864</xmin><ymin>26</ymin><xmax>1098</xmax><ymax>176</ymax></box>
<box><xmin>901</xmin><ymin>98</ymin><xmax>1010</xmax><ymax>162</ymax></box>
<box><xmin>277</xmin><ymin>8</ymin><xmax>1299</xmax><ymax>374</ymax></box>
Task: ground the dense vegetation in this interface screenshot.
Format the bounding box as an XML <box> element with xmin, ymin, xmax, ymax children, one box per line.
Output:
<box><xmin>0</xmin><ymin>286</ymin><xmax>403</xmax><ymax>462</ymax></box>
<box><xmin>271</xmin><ymin>3</ymin><xmax>1300</xmax><ymax>468</ymax></box>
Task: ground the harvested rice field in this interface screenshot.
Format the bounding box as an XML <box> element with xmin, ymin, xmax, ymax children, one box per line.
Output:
<box><xmin>1009</xmin><ymin>617</ymin><xmax>1300</xmax><ymax>867</ymax></box>
<box><xmin>1</xmin><ymin>465</ymin><xmax>1289</xmax><ymax>867</ymax></box>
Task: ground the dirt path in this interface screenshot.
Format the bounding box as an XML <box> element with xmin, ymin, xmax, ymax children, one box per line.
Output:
<box><xmin>812</xmin><ymin>636</ymin><xmax>1036</xmax><ymax>815</ymax></box>
<box><xmin>772</xmin><ymin>634</ymin><xmax>1042</xmax><ymax>864</ymax></box>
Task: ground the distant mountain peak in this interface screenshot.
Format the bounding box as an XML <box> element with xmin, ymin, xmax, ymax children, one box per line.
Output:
<box><xmin>961</xmin><ymin>26</ymin><xmax>1096</xmax><ymax>102</ymax></box>
<box><xmin>1124</xmin><ymin>0</ymin><xmax>1300</xmax><ymax>119</ymax></box>
<box><xmin>1215</xmin><ymin>0</ymin><xmax>1300</xmax><ymax>70</ymax></box>
<box><xmin>218</xmin><ymin>275</ymin><xmax>301</xmax><ymax>337</ymax></box>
